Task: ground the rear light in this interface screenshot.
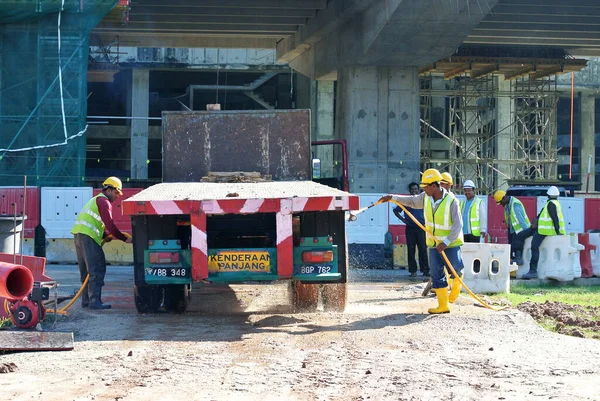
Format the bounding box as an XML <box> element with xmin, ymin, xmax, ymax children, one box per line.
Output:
<box><xmin>302</xmin><ymin>250</ymin><xmax>333</xmax><ymax>263</ymax></box>
<box><xmin>149</xmin><ymin>252</ymin><xmax>180</xmax><ymax>264</ymax></box>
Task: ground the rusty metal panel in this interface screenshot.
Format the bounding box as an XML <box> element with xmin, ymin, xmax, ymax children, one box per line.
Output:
<box><xmin>162</xmin><ymin>110</ymin><xmax>311</xmax><ymax>182</ymax></box>
<box><xmin>0</xmin><ymin>187</ymin><xmax>40</xmax><ymax>238</ymax></box>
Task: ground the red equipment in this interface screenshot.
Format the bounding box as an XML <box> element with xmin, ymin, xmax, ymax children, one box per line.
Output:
<box><xmin>0</xmin><ymin>261</ymin><xmax>46</xmax><ymax>329</ymax></box>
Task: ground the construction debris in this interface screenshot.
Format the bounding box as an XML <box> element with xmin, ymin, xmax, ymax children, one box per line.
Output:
<box><xmin>200</xmin><ymin>172</ymin><xmax>273</xmax><ymax>183</ymax></box>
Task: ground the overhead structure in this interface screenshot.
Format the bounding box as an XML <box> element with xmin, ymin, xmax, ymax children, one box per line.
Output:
<box><xmin>419</xmin><ymin>55</ymin><xmax>586</xmax><ymax>193</ymax></box>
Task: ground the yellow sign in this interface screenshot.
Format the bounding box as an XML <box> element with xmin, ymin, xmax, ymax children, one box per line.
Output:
<box><xmin>208</xmin><ymin>251</ymin><xmax>271</xmax><ymax>273</ymax></box>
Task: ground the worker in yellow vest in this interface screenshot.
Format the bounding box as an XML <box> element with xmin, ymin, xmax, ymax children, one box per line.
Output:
<box><xmin>71</xmin><ymin>177</ymin><xmax>133</xmax><ymax>309</ymax></box>
<box><xmin>379</xmin><ymin>168</ymin><xmax>464</xmax><ymax>314</ymax></box>
<box><xmin>516</xmin><ymin>186</ymin><xmax>566</xmax><ymax>279</ymax></box>
<box><xmin>461</xmin><ymin>180</ymin><xmax>487</xmax><ymax>243</ymax></box>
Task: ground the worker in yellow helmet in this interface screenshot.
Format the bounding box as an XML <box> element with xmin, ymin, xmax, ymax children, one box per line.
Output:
<box><xmin>379</xmin><ymin>168</ymin><xmax>464</xmax><ymax>314</ymax></box>
<box><xmin>71</xmin><ymin>177</ymin><xmax>132</xmax><ymax>309</ymax></box>
<box><xmin>440</xmin><ymin>172</ymin><xmax>453</xmax><ymax>192</ymax></box>
<box><xmin>511</xmin><ymin>186</ymin><xmax>566</xmax><ymax>280</ymax></box>
<box><xmin>493</xmin><ymin>189</ymin><xmax>530</xmax><ymax>266</ymax></box>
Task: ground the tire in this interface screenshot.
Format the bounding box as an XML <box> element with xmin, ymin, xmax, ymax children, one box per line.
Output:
<box><xmin>134</xmin><ymin>285</ymin><xmax>163</xmax><ymax>314</ymax></box>
<box><xmin>164</xmin><ymin>284</ymin><xmax>189</xmax><ymax>313</ymax></box>
<box><xmin>322</xmin><ymin>283</ymin><xmax>347</xmax><ymax>312</ymax></box>
<box><xmin>290</xmin><ymin>281</ymin><xmax>318</xmax><ymax>312</ymax></box>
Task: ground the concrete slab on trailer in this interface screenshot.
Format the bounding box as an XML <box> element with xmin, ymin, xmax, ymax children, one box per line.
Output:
<box><xmin>0</xmin><ymin>330</ymin><xmax>74</xmax><ymax>351</ymax></box>
<box><xmin>125</xmin><ymin>181</ymin><xmax>355</xmax><ymax>202</ymax></box>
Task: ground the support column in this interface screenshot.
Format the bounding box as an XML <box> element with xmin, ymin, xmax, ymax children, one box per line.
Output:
<box><xmin>131</xmin><ymin>69</ymin><xmax>149</xmax><ymax>179</ymax></box>
<box><xmin>581</xmin><ymin>95</ymin><xmax>596</xmax><ymax>192</ymax></box>
<box><xmin>496</xmin><ymin>76</ymin><xmax>513</xmax><ymax>190</ymax></box>
<box><xmin>315</xmin><ymin>81</ymin><xmax>335</xmax><ymax>141</ymax></box>
<box><xmin>336</xmin><ymin>66</ymin><xmax>420</xmax><ymax>193</ymax></box>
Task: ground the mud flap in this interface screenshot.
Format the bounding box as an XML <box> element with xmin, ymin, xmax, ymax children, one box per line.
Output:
<box><xmin>322</xmin><ymin>283</ymin><xmax>347</xmax><ymax>312</ymax></box>
<box><xmin>290</xmin><ymin>281</ymin><xmax>318</xmax><ymax>312</ymax></box>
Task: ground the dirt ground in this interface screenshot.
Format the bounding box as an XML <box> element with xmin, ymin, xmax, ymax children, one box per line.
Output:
<box><xmin>1</xmin><ymin>277</ymin><xmax>600</xmax><ymax>401</ymax></box>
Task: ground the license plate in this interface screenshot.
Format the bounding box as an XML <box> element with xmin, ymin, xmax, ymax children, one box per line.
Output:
<box><xmin>145</xmin><ymin>267</ymin><xmax>189</xmax><ymax>277</ymax></box>
<box><xmin>208</xmin><ymin>251</ymin><xmax>271</xmax><ymax>273</ymax></box>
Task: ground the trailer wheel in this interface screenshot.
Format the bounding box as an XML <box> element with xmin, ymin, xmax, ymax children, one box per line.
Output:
<box><xmin>322</xmin><ymin>283</ymin><xmax>347</xmax><ymax>312</ymax></box>
<box><xmin>290</xmin><ymin>281</ymin><xmax>318</xmax><ymax>312</ymax></box>
<box><xmin>134</xmin><ymin>285</ymin><xmax>163</xmax><ymax>314</ymax></box>
<box><xmin>164</xmin><ymin>284</ymin><xmax>189</xmax><ymax>313</ymax></box>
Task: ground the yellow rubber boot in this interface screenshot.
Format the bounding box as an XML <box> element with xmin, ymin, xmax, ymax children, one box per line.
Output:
<box><xmin>449</xmin><ymin>274</ymin><xmax>463</xmax><ymax>303</ymax></box>
<box><xmin>428</xmin><ymin>288</ymin><xmax>450</xmax><ymax>314</ymax></box>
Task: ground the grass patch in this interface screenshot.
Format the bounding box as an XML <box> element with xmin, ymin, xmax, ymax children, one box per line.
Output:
<box><xmin>490</xmin><ymin>284</ymin><xmax>600</xmax><ymax>308</ymax></box>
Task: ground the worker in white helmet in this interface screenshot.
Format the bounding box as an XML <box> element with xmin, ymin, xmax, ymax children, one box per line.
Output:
<box><xmin>515</xmin><ymin>186</ymin><xmax>566</xmax><ymax>279</ymax></box>
<box><xmin>460</xmin><ymin>180</ymin><xmax>487</xmax><ymax>243</ymax></box>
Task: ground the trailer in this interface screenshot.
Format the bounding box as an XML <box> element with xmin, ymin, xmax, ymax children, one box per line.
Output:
<box><xmin>122</xmin><ymin>110</ymin><xmax>359</xmax><ymax>314</ymax></box>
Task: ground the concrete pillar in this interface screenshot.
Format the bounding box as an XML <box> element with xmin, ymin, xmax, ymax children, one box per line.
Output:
<box><xmin>581</xmin><ymin>95</ymin><xmax>596</xmax><ymax>191</ymax></box>
<box><xmin>315</xmin><ymin>81</ymin><xmax>335</xmax><ymax>141</ymax></box>
<box><xmin>496</xmin><ymin>76</ymin><xmax>513</xmax><ymax>190</ymax></box>
<box><xmin>131</xmin><ymin>69</ymin><xmax>149</xmax><ymax>179</ymax></box>
<box><xmin>336</xmin><ymin>66</ymin><xmax>420</xmax><ymax>193</ymax></box>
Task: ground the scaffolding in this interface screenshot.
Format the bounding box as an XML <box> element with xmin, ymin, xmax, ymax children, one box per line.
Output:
<box><xmin>0</xmin><ymin>1</ymin><xmax>116</xmax><ymax>187</ymax></box>
<box><xmin>419</xmin><ymin>73</ymin><xmax>559</xmax><ymax>194</ymax></box>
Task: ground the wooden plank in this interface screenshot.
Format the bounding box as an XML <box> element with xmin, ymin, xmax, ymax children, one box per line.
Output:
<box><xmin>0</xmin><ymin>330</ymin><xmax>74</xmax><ymax>351</ymax></box>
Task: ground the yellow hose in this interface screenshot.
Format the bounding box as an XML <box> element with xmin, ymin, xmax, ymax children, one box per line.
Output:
<box><xmin>389</xmin><ymin>199</ymin><xmax>509</xmax><ymax>311</ymax></box>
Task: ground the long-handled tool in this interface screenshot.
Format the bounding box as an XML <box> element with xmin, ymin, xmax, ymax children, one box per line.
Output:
<box><xmin>346</xmin><ymin>199</ymin><xmax>384</xmax><ymax>221</ymax></box>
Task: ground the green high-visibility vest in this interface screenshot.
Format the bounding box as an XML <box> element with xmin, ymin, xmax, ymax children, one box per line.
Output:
<box><xmin>71</xmin><ymin>193</ymin><xmax>106</xmax><ymax>246</ymax></box>
<box><xmin>538</xmin><ymin>199</ymin><xmax>566</xmax><ymax>235</ymax></box>
<box><xmin>505</xmin><ymin>197</ymin><xmax>530</xmax><ymax>234</ymax></box>
<box><xmin>461</xmin><ymin>197</ymin><xmax>482</xmax><ymax>236</ymax></box>
<box><xmin>424</xmin><ymin>193</ymin><xmax>464</xmax><ymax>248</ymax></box>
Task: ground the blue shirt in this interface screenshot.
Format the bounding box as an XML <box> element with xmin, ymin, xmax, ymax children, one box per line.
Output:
<box><xmin>462</xmin><ymin>198</ymin><xmax>473</xmax><ymax>234</ymax></box>
<box><xmin>394</xmin><ymin>206</ymin><xmax>424</xmax><ymax>228</ymax></box>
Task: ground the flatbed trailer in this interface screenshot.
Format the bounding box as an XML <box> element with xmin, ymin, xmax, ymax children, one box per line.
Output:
<box><xmin>122</xmin><ymin>110</ymin><xmax>359</xmax><ymax>314</ymax></box>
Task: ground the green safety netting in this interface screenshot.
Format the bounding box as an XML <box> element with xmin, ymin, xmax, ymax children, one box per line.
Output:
<box><xmin>0</xmin><ymin>0</ymin><xmax>116</xmax><ymax>186</ymax></box>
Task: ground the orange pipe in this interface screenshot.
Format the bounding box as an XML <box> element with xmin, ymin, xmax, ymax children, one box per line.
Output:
<box><xmin>570</xmin><ymin>72</ymin><xmax>574</xmax><ymax>179</ymax></box>
<box><xmin>0</xmin><ymin>261</ymin><xmax>34</xmax><ymax>301</ymax></box>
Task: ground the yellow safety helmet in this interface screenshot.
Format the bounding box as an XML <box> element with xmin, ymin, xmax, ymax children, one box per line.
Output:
<box><xmin>420</xmin><ymin>168</ymin><xmax>443</xmax><ymax>188</ymax></box>
<box><xmin>102</xmin><ymin>176</ymin><xmax>123</xmax><ymax>195</ymax></box>
<box><xmin>493</xmin><ymin>190</ymin><xmax>506</xmax><ymax>205</ymax></box>
<box><xmin>441</xmin><ymin>172</ymin><xmax>453</xmax><ymax>185</ymax></box>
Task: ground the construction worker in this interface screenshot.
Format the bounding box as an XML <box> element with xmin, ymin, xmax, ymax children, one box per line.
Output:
<box><xmin>71</xmin><ymin>177</ymin><xmax>132</xmax><ymax>309</ymax></box>
<box><xmin>461</xmin><ymin>180</ymin><xmax>487</xmax><ymax>243</ymax></box>
<box><xmin>494</xmin><ymin>190</ymin><xmax>530</xmax><ymax>265</ymax></box>
<box><xmin>515</xmin><ymin>186</ymin><xmax>566</xmax><ymax>279</ymax></box>
<box><xmin>392</xmin><ymin>182</ymin><xmax>429</xmax><ymax>278</ymax></box>
<box><xmin>379</xmin><ymin>168</ymin><xmax>464</xmax><ymax>314</ymax></box>
<box><xmin>440</xmin><ymin>172</ymin><xmax>454</xmax><ymax>193</ymax></box>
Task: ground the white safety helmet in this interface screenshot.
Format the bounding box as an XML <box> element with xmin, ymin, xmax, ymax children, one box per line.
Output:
<box><xmin>463</xmin><ymin>180</ymin><xmax>475</xmax><ymax>189</ymax></box>
<box><xmin>547</xmin><ymin>186</ymin><xmax>560</xmax><ymax>197</ymax></box>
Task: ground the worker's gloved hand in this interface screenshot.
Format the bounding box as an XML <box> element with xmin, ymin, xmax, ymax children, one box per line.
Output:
<box><xmin>378</xmin><ymin>195</ymin><xmax>392</xmax><ymax>203</ymax></box>
<box><xmin>101</xmin><ymin>234</ymin><xmax>113</xmax><ymax>246</ymax></box>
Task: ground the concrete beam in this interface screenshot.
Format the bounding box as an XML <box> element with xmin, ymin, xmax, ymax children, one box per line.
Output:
<box><xmin>91</xmin><ymin>33</ymin><xmax>278</xmax><ymax>49</ymax></box>
<box><xmin>130</xmin><ymin>7</ymin><xmax>317</xmax><ymax>18</ymax></box>
<box><xmin>280</xmin><ymin>0</ymin><xmax>499</xmax><ymax>79</ymax></box>
<box><xmin>128</xmin><ymin>15</ymin><xmax>309</xmax><ymax>26</ymax></box>
<box><xmin>96</xmin><ymin>23</ymin><xmax>299</xmax><ymax>34</ymax></box>
<box><xmin>131</xmin><ymin>0</ymin><xmax>327</xmax><ymax>8</ymax></box>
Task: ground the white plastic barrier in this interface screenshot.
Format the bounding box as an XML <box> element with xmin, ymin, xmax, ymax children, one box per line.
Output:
<box><xmin>588</xmin><ymin>233</ymin><xmax>600</xmax><ymax>277</ymax></box>
<box><xmin>346</xmin><ymin>193</ymin><xmax>387</xmax><ymax>244</ymax></box>
<box><xmin>519</xmin><ymin>233</ymin><xmax>584</xmax><ymax>281</ymax></box>
<box><xmin>461</xmin><ymin>243</ymin><xmax>515</xmax><ymax>294</ymax></box>
<box><xmin>535</xmin><ymin>197</ymin><xmax>584</xmax><ymax>234</ymax></box>
<box><xmin>41</xmin><ymin>187</ymin><xmax>93</xmax><ymax>238</ymax></box>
